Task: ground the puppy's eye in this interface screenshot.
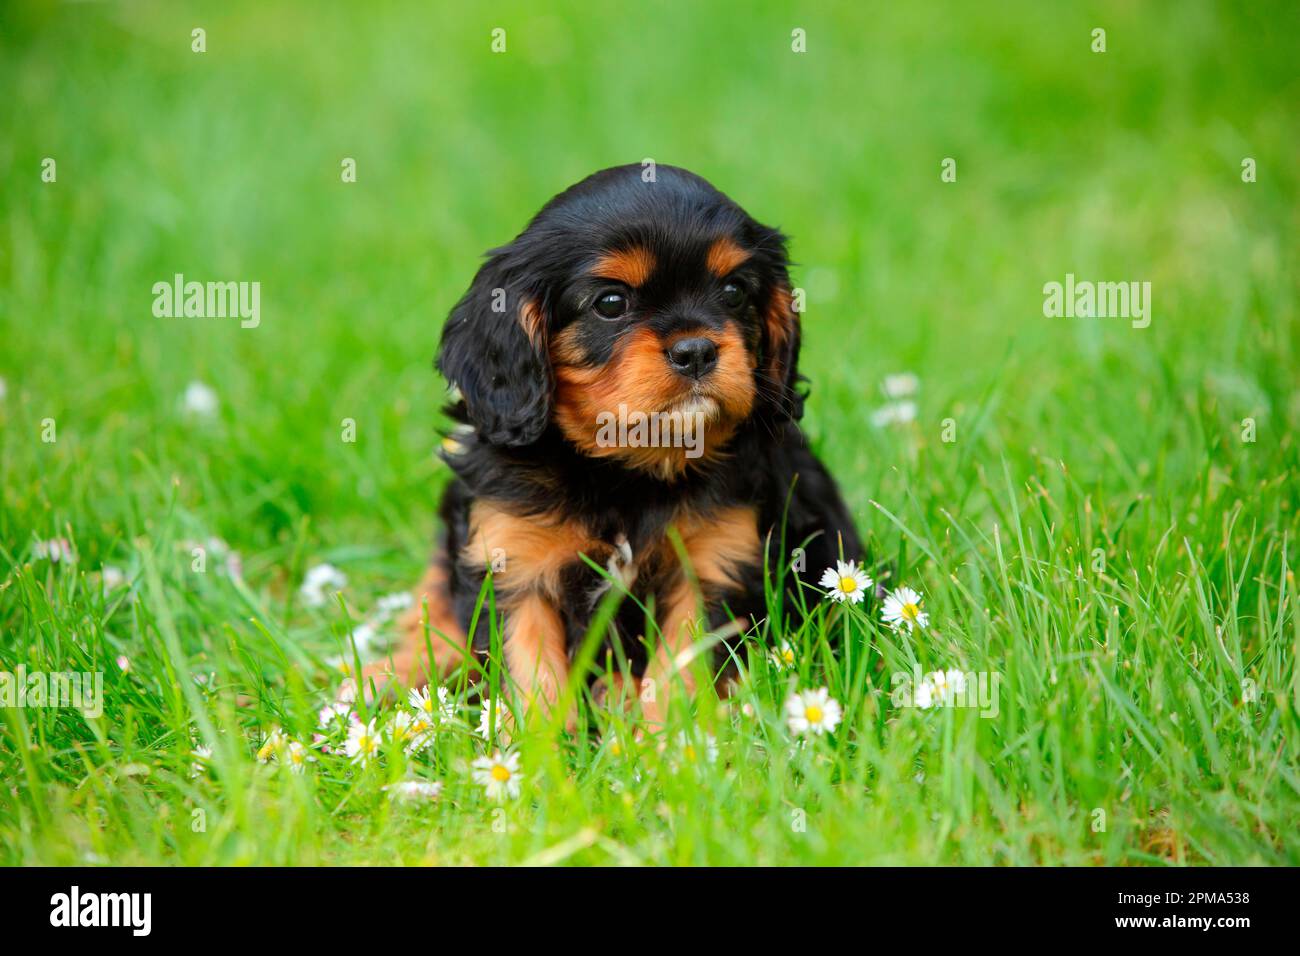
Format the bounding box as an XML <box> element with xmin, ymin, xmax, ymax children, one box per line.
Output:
<box><xmin>721</xmin><ymin>282</ymin><xmax>746</xmax><ymax>309</ymax></box>
<box><xmin>593</xmin><ymin>291</ymin><xmax>628</xmax><ymax>319</ymax></box>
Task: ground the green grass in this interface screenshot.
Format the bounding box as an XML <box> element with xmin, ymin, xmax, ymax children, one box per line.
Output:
<box><xmin>2</xmin><ymin>0</ymin><xmax>1299</xmax><ymax>865</ymax></box>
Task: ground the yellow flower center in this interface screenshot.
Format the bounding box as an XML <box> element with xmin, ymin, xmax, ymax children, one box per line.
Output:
<box><xmin>805</xmin><ymin>705</ymin><xmax>823</xmax><ymax>724</ymax></box>
<box><xmin>257</xmin><ymin>741</ymin><xmax>276</xmax><ymax>760</ymax></box>
<box><xmin>839</xmin><ymin>576</ymin><xmax>858</xmax><ymax>594</ymax></box>
<box><xmin>290</xmin><ymin>749</ymin><xmax>304</xmax><ymax>764</ymax></box>
<box><xmin>902</xmin><ymin>602</ymin><xmax>920</xmax><ymax>621</ymax></box>
<box><xmin>684</xmin><ymin>745</ymin><xmax>697</xmax><ymax>762</ymax></box>
<box><xmin>781</xmin><ymin>648</ymin><xmax>795</xmax><ymax>664</ymax></box>
<box><xmin>359</xmin><ymin>734</ymin><xmax>375</xmax><ymax>753</ymax></box>
<box><xmin>491</xmin><ymin>764</ymin><xmax>512</xmax><ymax>782</ymax></box>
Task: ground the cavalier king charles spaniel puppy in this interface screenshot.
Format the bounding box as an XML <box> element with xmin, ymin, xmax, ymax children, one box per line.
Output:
<box><xmin>371</xmin><ymin>164</ymin><xmax>863</xmax><ymax>727</ymax></box>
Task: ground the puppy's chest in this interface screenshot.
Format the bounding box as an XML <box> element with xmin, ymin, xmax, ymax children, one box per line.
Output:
<box><xmin>463</xmin><ymin>500</ymin><xmax>759</xmax><ymax>603</ymax></box>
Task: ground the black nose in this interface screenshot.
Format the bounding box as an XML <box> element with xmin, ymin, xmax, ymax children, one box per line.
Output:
<box><xmin>666</xmin><ymin>337</ymin><xmax>719</xmax><ymax>380</ymax></box>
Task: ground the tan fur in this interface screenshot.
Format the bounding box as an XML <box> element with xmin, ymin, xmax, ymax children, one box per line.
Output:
<box><xmin>362</xmin><ymin>561</ymin><xmax>469</xmax><ymax>692</ymax></box>
<box><xmin>640</xmin><ymin>506</ymin><xmax>760</xmax><ymax>726</ymax></box>
<box><xmin>551</xmin><ymin>324</ymin><xmax>756</xmax><ymax>479</ymax></box>
<box><xmin>705</xmin><ymin>236</ymin><xmax>751</xmax><ymax>277</ymax></box>
<box><xmin>592</xmin><ymin>246</ymin><xmax>656</xmax><ymax>287</ymax></box>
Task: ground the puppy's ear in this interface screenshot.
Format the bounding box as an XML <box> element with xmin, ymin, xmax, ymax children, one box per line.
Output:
<box><xmin>438</xmin><ymin>251</ymin><xmax>551</xmax><ymax>446</ymax></box>
<box><xmin>758</xmin><ymin>235</ymin><xmax>805</xmax><ymax>422</ymax></box>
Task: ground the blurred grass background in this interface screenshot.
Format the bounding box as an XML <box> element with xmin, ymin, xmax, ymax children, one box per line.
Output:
<box><xmin>1</xmin><ymin>0</ymin><xmax>1298</xmax><ymax>865</ymax></box>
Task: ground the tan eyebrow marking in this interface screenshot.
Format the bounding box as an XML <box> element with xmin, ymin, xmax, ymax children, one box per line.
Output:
<box><xmin>706</xmin><ymin>237</ymin><xmax>751</xmax><ymax>277</ymax></box>
<box><xmin>592</xmin><ymin>246</ymin><xmax>656</xmax><ymax>287</ymax></box>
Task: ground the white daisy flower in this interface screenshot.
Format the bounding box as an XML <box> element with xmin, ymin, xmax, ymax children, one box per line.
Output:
<box><xmin>870</xmin><ymin>400</ymin><xmax>917</xmax><ymax>427</ymax></box>
<box><xmin>190</xmin><ymin>744</ymin><xmax>212</xmax><ymax>778</ymax></box>
<box><xmin>928</xmin><ymin>668</ymin><xmax>967</xmax><ymax>705</ymax></box>
<box><xmin>386</xmin><ymin>711</ymin><xmax>434</xmax><ymax>755</ymax></box>
<box><xmin>115</xmin><ymin>655</ymin><xmax>131</xmax><ymax>673</ymax></box>
<box><xmin>182</xmin><ymin>381</ymin><xmax>219</xmax><ymax>417</ymax></box>
<box><xmin>769</xmin><ymin>641</ymin><xmax>797</xmax><ymax>670</ymax></box>
<box><xmin>675</xmin><ymin>731</ymin><xmax>719</xmax><ymax>766</ymax></box>
<box><xmin>317</xmin><ymin>701</ymin><xmax>353</xmax><ymax>731</ymax></box>
<box><xmin>882</xmin><ymin>372</ymin><xmax>920</xmax><ymax>399</ymax></box>
<box><xmin>471</xmin><ymin>750</ymin><xmax>523</xmax><ymax>801</ymax></box>
<box><xmin>344</xmin><ymin>717</ymin><xmax>381</xmax><ymax>767</ymax></box>
<box><xmin>819</xmin><ymin>559</ymin><xmax>873</xmax><ymax>604</ymax></box>
<box><xmin>34</xmin><ymin>538</ymin><xmax>77</xmax><ymax>564</ymax></box>
<box><xmin>383</xmin><ymin>780</ymin><xmax>443</xmax><ymax>801</ymax></box>
<box><xmin>256</xmin><ymin>727</ymin><xmax>286</xmax><ymax>764</ymax></box>
<box><xmin>347</xmin><ymin>622</ymin><xmax>378</xmax><ymax>656</ymax></box>
<box><xmin>409</xmin><ymin>685</ymin><xmax>456</xmax><ymax>725</ymax></box>
<box><xmin>912</xmin><ymin>679</ymin><xmax>936</xmax><ymax>709</ymax></box>
<box><xmin>285</xmin><ymin>740</ymin><xmax>316</xmax><ymax>774</ymax></box>
<box><xmin>881</xmin><ymin>586</ymin><xmax>930</xmax><ymax>632</ymax></box>
<box><xmin>299</xmin><ymin>562</ymin><xmax>347</xmax><ymax>608</ymax></box>
<box><xmin>477</xmin><ymin>698</ymin><xmax>507</xmax><ymax>741</ymax></box>
<box><xmin>784</xmin><ymin>687</ymin><xmax>844</xmax><ymax>736</ymax></box>
<box><xmin>101</xmin><ymin>566</ymin><xmax>127</xmax><ymax>593</ymax></box>
<box><xmin>376</xmin><ymin>591</ymin><xmax>414</xmax><ymax>616</ymax></box>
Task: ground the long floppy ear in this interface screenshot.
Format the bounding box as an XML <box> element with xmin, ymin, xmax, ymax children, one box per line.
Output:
<box><xmin>759</xmin><ymin>242</ymin><xmax>805</xmax><ymax>422</ymax></box>
<box><xmin>437</xmin><ymin>250</ymin><xmax>551</xmax><ymax>446</ymax></box>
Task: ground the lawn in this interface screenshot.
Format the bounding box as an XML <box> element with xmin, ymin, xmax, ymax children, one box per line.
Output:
<box><xmin>1</xmin><ymin>0</ymin><xmax>1297</xmax><ymax>866</ymax></box>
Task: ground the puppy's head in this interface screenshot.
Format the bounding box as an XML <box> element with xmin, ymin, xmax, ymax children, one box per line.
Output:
<box><xmin>438</xmin><ymin>165</ymin><xmax>802</xmax><ymax>472</ymax></box>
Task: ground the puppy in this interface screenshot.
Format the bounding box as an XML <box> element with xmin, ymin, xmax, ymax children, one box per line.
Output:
<box><xmin>374</xmin><ymin>164</ymin><xmax>863</xmax><ymax>726</ymax></box>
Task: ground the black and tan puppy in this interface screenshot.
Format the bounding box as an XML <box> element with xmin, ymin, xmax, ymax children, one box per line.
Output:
<box><xmin>374</xmin><ymin>164</ymin><xmax>862</xmax><ymax>726</ymax></box>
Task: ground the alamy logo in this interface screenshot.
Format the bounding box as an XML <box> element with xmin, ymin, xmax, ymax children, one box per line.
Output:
<box><xmin>1042</xmin><ymin>273</ymin><xmax>1151</xmax><ymax>328</ymax></box>
<box><xmin>0</xmin><ymin>666</ymin><xmax>103</xmax><ymax>718</ymax></box>
<box><xmin>595</xmin><ymin>402</ymin><xmax>705</xmax><ymax>459</ymax></box>
<box><xmin>50</xmin><ymin>886</ymin><xmax>151</xmax><ymax>936</ymax></box>
<box><xmin>152</xmin><ymin>273</ymin><xmax>260</xmax><ymax>328</ymax></box>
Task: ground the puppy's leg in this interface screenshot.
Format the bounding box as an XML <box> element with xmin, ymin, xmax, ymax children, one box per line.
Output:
<box><xmin>641</xmin><ymin>506</ymin><xmax>760</xmax><ymax>729</ymax></box>
<box><xmin>463</xmin><ymin>500</ymin><xmax>600</xmax><ymax>724</ymax></box>
<box><xmin>500</xmin><ymin>591</ymin><xmax>569</xmax><ymax>721</ymax></box>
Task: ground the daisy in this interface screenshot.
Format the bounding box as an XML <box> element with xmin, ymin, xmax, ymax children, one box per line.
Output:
<box><xmin>870</xmin><ymin>400</ymin><xmax>917</xmax><ymax>428</ymax></box>
<box><xmin>344</xmin><ymin>717</ymin><xmax>381</xmax><ymax>767</ymax></box>
<box><xmin>819</xmin><ymin>559</ymin><xmax>873</xmax><ymax>604</ymax></box>
<box><xmin>383</xmin><ymin>780</ymin><xmax>443</xmax><ymax>801</ymax></box>
<box><xmin>912</xmin><ymin>678</ymin><xmax>936</xmax><ymax>709</ymax></box>
<box><xmin>784</xmin><ymin>687</ymin><xmax>844</xmax><ymax>736</ymax></box>
<box><xmin>347</xmin><ymin>622</ymin><xmax>378</xmax><ymax>656</ymax></box>
<box><xmin>477</xmin><ymin>698</ymin><xmax>508</xmax><ymax>741</ymax></box>
<box><xmin>881</xmin><ymin>586</ymin><xmax>930</xmax><ymax>633</ymax></box>
<box><xmin>299</xmin><ymin>562</ymin><xmax>347</xmax><ymax>608</ymax></box>
<box><xmin>675</xmin><ymin>731</ymin><xmax>719</xmax><ymax>766</ymax></box>
<box><xmin>190</xmin><ymin>744</ymin><xmax>212</xmax><ymax>778</ymax></box>
<box><xmin>34</xmin><ymin>538</ymin><xmax>77</xmax><ymax>564</ymax></box>
<box><xmin>882</xmin><ymin>372</ymin><xmax>920</xmax><ymax>399</ymax></box>
<box><xmin>409</xmin><ymin>685</ymin><xmax>456</xmax><ymax>725</ymax></box>
<box><xmin>930</xmin><ymin>668</ymin><xmax>967</xmax><ymax>705</ymax></box>
<box><xmin>317</xmin><ymin>701</ymin><xmax>354</xmax><ymax>731</ymax></box>
<box><xmin>386</xmin><ymin>711</ymin><xmax>433</xmax><ymax>756</ymax></box>
<box><xmin>101</xmin><ymin>565</ymin><xmax>127</xmax><ymax>593</ymax></box>
<box><xmin>256</xmin><ymin>727</ymin><xmax>286</xmax><ymax>764</ymax></box>
<box><xmin>471</xmin><ymin>750</ymin><xmax>524</xmax><ymax>801</ymax></box>
<box><xmin>182</xmin><ymin>381</ymin><xmax>218</xmax><ymax>417</ymax></box>
<box><xmin>284</xmin><ymin>740</ymin><xmax>316</xmax><ymax>774</ymax></box>
<box><xmin>769</xmin><ymin>641</ymin><xmax>797</xmax><ymax>670</ymax></box>
<box><xmin>115</xmin><ymin>655</ymin><xmax>131</xmax><ymax>673</ymax></box>
<box><xmin>376</xmin><ymin>591</ymin><xmax>414</xmax><ymax>616</ymax></box>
